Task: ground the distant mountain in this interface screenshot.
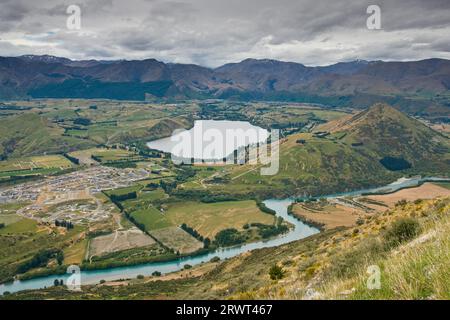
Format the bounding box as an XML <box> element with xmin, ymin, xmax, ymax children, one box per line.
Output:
<box><xmin>1</xmin><ymin>55</ymin><xmax>449</xmax><ymax>116</ymax></box>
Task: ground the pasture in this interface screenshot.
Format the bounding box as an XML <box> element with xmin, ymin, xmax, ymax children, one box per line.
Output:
<box><xmin>149</xmin><ymin>226</ymin><xmax>204</xmax><ymax>254</ymax></box>
<box><xmin>163</xmin><ymin>200</ymin><xmax>275</xmax><ymax>239</ymax></box>
<box><xmin>0</xmin><ymin>155</ymin><xmax>73</xmax><ymax>173</ymax></box>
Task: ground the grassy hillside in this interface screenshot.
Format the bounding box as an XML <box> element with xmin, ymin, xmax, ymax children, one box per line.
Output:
<box><xmin>194</xmin><ymin>103</ymin><xmax>450</xmax><ymax>198</ymax></box>
<box><xmin>0</xmin><ymin>113</ymin><xmax>93</xmax><ymax>159</ymax></box>
<box><xmin>0</xmin><ymin>100</ymin><xmax>195</xmax><ymax>159</ymax></box>
<box><xmin>332</xmin><ymin>103</ymin><xmax>450</xmax><ymax>173</ymax></box>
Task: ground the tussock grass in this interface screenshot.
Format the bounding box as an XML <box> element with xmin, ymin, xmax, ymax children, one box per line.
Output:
<box><xmin>319</xmin><ymin>198</ymin><xmax>450</xmax><ymax>300</ymax></box>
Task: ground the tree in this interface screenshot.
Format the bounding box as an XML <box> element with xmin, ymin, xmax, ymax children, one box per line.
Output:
<box><xmin>56</xmin><ymin>252</ymin><xmax>64</xmax><ymax>266</ymax></box>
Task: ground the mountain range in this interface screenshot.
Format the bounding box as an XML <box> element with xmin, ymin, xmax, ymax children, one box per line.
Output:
<box><xmin>1</xmin><ymin>55</ymin><xmax>450</xmax><ymax>117</ymax></box>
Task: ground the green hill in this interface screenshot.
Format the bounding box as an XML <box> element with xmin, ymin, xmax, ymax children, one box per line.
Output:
<box><xmin>210</xmin><ymin>103</ymin><xmax>450</xmax><ymax>197</ymax></box>
<box><xmin>0</xmin><ymin>113</ymin><xmax>93</xmax><ymax>159</ymax></box>
<box><xmin>334</xmin><ymin>103</ymin><xmax>450</xmax><ymax>173</ymax></box>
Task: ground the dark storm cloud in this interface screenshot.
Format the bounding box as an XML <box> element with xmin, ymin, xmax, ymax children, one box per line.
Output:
<box><xmin>0</xmin><ymin>0</ymin><xmax>449</xmax><ymax>66</ymax></box>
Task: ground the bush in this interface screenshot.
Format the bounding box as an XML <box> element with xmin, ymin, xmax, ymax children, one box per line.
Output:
<box><xmin>383</xmin><ymin>218</ymin><xmax>420</xmax><ymax>248</ymax></box>
<box><xmin>395</xmin><ymin>199</ymin><xmax>408</xmax><ymax>207</ymax></box>
<box><xmin>184</xmin><ymin>264</ymin><xmax>192</xmax><ymax>270</ymax></box>
<box><xmin>137</xmin><ymin>274</ymin><xmax>144</xmax><ymax>279</ymax></box>
<box><xmin>210</xmin><ymin>256</ymin><xmax>220</xmax><ymax>263</ymax></box>
<box><xmin>152</xmin><ymin>271</ymin><xmax>162</xmax><ymax>277</ymax></box>
<box><xmin>269</xmin><ymin>264</ymin><xmax>285</xmax><ymax>280</ymax></box>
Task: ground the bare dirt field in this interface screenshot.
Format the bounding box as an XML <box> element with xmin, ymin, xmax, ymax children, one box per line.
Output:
<box><xmin>149</xmin><ymin>226</ymin><xmax>204</xmax><ymax>254</ymax></box>
<box><xmin>89</xmin><ymin>228</ymin><xmax>155</xmax><ymax>257</ymax></box>
<box><xmin>365</xmin><ymin>183</ymin><xmax>450</xmax><ymax>207</ymax></box>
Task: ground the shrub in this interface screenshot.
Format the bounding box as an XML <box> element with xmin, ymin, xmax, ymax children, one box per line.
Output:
<box><xmin>269</xmin><ymin>264</ymin><xmax>285</xmax><ymax>280</ymax></box>
<box><xmin>383</xmin><ymin>218</ymin><xmax>420</xmax><ymax>248</ymax></box>
<box><xmin>137</xmin><ymin>274</ymin><xmax>144</xmax><ymax>279</ymax></box>
<box><xmin>210</xmin><ymin>256</ymin><xmax>220</xmax><ymax>263</ymax></box>
<box><xmin>152</xmin><ymin>271</ymin><xmax>161</xmax><ymax>277</ymax></box>
<box><xmin>184</xmin><ymin>264</ymin><xmax>192</xmax><ymax>270</ymax></box>
<box><xmin>395</xmin><ymin>199</ymin><xmax>408</xmax><ymax>207</ymax></box>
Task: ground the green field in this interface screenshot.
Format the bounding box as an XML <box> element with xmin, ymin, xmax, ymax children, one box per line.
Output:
<box><xmin>130</xmin><ymin>207</ymin><xmax>173</xmax><ymax>231</ymax></box>
<box><xmin>0</xmin><ymin>214</ymin><xmax>22</xmax><ymax>226</ymax></box>
<box><xmin>0</xmin><ymin>155</ymin><xmax>73</xmax><ymax>173</ymax></box>
<box><xmin>163</xmin><ymin>200</ymin><xmax>275</xmax><ymax>239</ymax></box>
<box><xmin>0</xmin><ymin>218</ymin><xmax>87</xmax><ymax>283</ymax></box>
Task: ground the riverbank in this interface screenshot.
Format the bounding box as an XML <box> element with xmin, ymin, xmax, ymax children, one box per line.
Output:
<box><xmin>289</xmin><ymin>182</ymin><xmax>450</xmax><ymax>231</ymax></box>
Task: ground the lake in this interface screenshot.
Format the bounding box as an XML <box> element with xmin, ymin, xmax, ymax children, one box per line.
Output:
<box><xmin>147</xmin><ymin>120</ymin><xmax>269</xmax><ymax>161</ymax></box>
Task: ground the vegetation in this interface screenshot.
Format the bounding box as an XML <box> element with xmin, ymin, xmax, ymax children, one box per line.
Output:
<box><xmin>214</xmin><ymin>228</ymin><xmax>246</xmax><ymax>247</ymax></box>
<box><xmin>269</xmin><ymin>264</ymin><xmax>285</xmax><ymax>280</ymax></box>
<box><xmin>16</xmin><ymin>249</ymin><xmax>64</xmax><ymax>274</ymax></box>
<box><xmin>379</xmin><ymin>157</ymin><xmax>412</xmax><ymax>171</ymax></box>
<box><xmin>382</xmin><ymin>217</ymin><xmax>421</xmax><ymax>249</ymax></box>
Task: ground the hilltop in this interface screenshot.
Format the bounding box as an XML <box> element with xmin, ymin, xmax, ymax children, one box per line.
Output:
<box><xmin>330</xmin><ymin>103</ymin><xmax>450</xmax><ymax>172</ymax></box>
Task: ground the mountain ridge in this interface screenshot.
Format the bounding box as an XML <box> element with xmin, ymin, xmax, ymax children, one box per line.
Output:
<box><xmin>1</xmin><ymin>55</ymin><xmax>450</xmax><ymax>116</ymax></box>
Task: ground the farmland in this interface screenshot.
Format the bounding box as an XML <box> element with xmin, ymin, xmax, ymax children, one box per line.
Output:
<box><xmin>0</xmin><ymin>99</ymin><xmax>448</xmax><ymax>298</ymax></box>
<box><xmin>162</xmin><ymin>200</ymin><xmax>275</xmax><ymax>239</ymax></box>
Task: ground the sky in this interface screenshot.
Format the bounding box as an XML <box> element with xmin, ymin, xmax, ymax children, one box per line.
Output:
<box><xmin>0</xmin><ymin>0</ymin><xmax>449</xmax><ymax>67</ymax></box>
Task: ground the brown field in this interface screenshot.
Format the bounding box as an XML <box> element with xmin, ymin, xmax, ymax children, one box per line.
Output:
<box><xmin>89</xmin><ymin>228</ymin><xmax>155</xmax><ymax>257</ymax></box>
<box><xmin>292</xmin><ymin>202</ymin><xmax>362</xmax><ymax>230</ymax></box>
<box><xmin>149</xmin><ymin>226</ymin><xmax>204</xmax><ymax>254</ymax></box>
<box><xmin>364</xmin><ymin>183</ymin><xmax>450</xmax><ymax>208</ymax></box>
<box><xmin>64</xmin><ymin>239</ymin><xmax>88</xmax><ymax>265</ymax></box>
<box><xmin>292</xmin><ymin>183</ymin><xmax>450</xmax><ymax>230</ymax></box>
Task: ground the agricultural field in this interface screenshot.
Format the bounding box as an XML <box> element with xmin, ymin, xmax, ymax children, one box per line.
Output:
<box><xmin>162</xmin><ymin>200</ymin><xmax>275</xmax><ymax>239</ymax></box>
<box><xmin>0</xmin><ymin>155</ymin><xmax>74</xmax><ymax>182</ymax></box>
<box><xmin>0</xmin><ymin>214</ymin><xmax>22</xmax><ymax>226</ymax></box>
<box><xmin>363</xmin><ymin>182</ymin><xmax>450</xmax><ymax>207</ymax></box>
<box><xmin>130</xmin><ymin>207</ymin><xmax>173</xmax><ymax>231</ymax></box>
<box><xmin>125</xmin><ymin>196</ymin><xmax>277</xmax><ymax>241</ymax></box>
<box><xmin>88</xmin><ymin>228</ymin><xmax>156</xmax><ymax>258</ymax></box>
<box><xmin>0</xmin><ymin>155</ymin><xmax>73</xmax><ymax>172</ymax></box>
<box><xmin>149</xmin><ymin>226</ymin><xmax>204</xmax><ymax>254</ymax></box>
<box><xmin>292</xmin><ymin>200</ymin><xmax>364</xmax><ymax>230</ymax></box>
<box><xmin>0</xmin><ymin>218</ymin><xmax>87</xmax><ymax>283</ymax></box>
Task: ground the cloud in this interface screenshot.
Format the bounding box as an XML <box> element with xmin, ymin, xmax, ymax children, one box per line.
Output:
<box><xmin>0</xmin><ymin>0</ymin><xmax>449</xmax><ymax>67</ymax></box>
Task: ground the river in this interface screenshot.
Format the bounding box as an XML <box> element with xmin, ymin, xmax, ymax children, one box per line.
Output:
<box><xmin>1</xmin><ymin>176</ymin><xmax>447</xmax><ymax>295</ymax></box>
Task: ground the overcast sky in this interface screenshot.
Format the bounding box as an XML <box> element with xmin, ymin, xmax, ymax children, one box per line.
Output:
<box><xmin>0</xmin><ymin>0</ymin><xmax>449</xmax><ymax>67</ymax></box>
